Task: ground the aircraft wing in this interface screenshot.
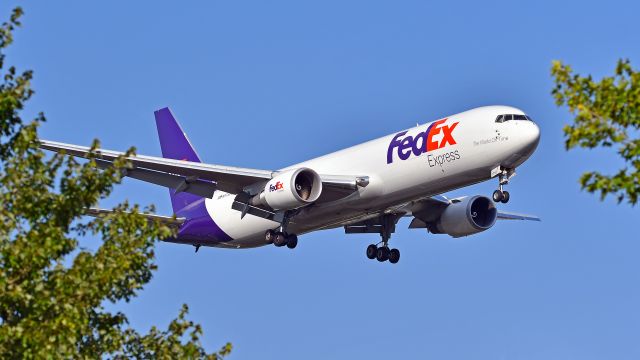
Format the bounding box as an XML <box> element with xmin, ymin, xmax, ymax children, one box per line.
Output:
<box><xmin>406</xmin><ymin>195</ymin><xmax>540</xmax><ymax>227</ymax></box>
<box><xmin>40</xmin><ymin>140</ymin><xmax>272</xmax><ymax>193</ymax></box>
<box><xmin>496</xmin><ymin>211</ymin><xmax>541</xmax><ymax>221</ymax></box>
<box><xmin>413</xmin><ymin>195</ymin><xmax>540</xmax><ymax>220</ymax></box>
<box><xmin>40</xmin><ymin>140</ymin><xmax>364</xmax><ymax>198</ymax></box>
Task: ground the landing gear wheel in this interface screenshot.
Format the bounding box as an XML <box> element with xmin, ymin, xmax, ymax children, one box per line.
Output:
<box><xmin>286</xmin><ymin>234</ymin><xmax>298</xmax><ymax>249</ymax></box>
<box><xmin>501</xmin><ymin>191</ymin><xmax>510</xmax><ymax>203</ymax></box>
<box><xmin>376</xmin><ymin>247</ymin><xmax>390</xmax><ymax>262</ymax></box>
<box><xmin>492</xmin><ymin>190</ymin><xmax>503</xmax><ymax>202</ymax></box>
<box><xmin>366</xmin><ymin>244</ymin><xmax>377</xmax><ymax>259</ymax></box>
<box><xmin>273</xmin><ymin>232</ymin><xmax>287</xmax><ymax>247</ymax></box>
<box><xmin>265</xmin><ymin>229</ymin><xmax>276</xmax><ymax>244</ymax></box>
<box><xmin>388</xmin><ymin>248</ymin><xmax>400</xmax><ymax>264</ymax></box>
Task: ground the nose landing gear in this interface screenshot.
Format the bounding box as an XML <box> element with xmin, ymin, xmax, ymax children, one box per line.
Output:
<box><xmin>493</xmin><ymin>189</ymin><xmax>510</xmax><ymax>204</ymax></box>
<box><xmin>492</xmin><ymin>167</ymin><xmax>515</xmax><ymax>204</ymax></box>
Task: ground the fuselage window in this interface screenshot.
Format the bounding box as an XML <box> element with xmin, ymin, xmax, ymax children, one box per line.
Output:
<box><xmin>504</xmin><ymin>114</ymin><xmax>513</xmax><ymax>121</ymax></box>
<box><xmin>514</xmin><ymin>114</ymin><xmax>527</xmax><ymax>121</ymax></box>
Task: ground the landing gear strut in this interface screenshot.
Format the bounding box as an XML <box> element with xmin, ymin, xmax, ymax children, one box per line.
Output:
<box><xmin>492</xmin><ymin>167</ymin><xmax>514</xmax><ymax>204</ymax></box>
<box><xmin>365</xmin><ymin>214</ymin><xmax>401</xmax><ymax>264</ymax></box>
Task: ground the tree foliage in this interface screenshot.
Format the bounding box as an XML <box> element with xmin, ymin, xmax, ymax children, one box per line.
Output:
<box><xmin>551</xmin><ymin>59</ymin><xmax>640</xmax><ymax>205</ymax></box>
<box><xmin>0</xmin><ymin>7</ymin><xmax>231</xmax><ymax>358</ymax></box>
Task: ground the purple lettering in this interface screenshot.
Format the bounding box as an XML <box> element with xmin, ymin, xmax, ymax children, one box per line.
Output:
<box><xmin>412</xmin><ymin>131</ymin><xmax>426</xmax><ymax>156</ymax></box>
<box><xmin>387</xmin><ymin>131</ymin><xmax>407</xmax><ymax>164</ymax></box>
<box><xmin>386</xmin><ymin>119</ymin><xmax>459</xmax><ymax>164</ymax></box>
<box><xmin>399</xmin><ymin>136</ymin><xmax>413</xmax><ymax>160</ymax></box>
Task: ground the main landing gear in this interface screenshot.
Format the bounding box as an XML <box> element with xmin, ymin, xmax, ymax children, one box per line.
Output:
<box><xmin>492</xmin><ymin>167</ymin><xmax>514</xmax><ymax>204</ymax></box>
<box><xmin>265</xmin><ymin>229</ymin><xmax>298</xmax><ymax>249</ymax></box>
<box><xmin>265</xmin><ymin>211</ymin><xmax>299</xmax><ymax>249</ymax></box>
<box><xmin>366</xmin><ymin>244</ymin><xmax>400</xmax><ymax>264</ymax></box>
<box><xmin>365</xmin><ymin>214</ymin><xmax>400</xmax><ymax>264</ymax></box>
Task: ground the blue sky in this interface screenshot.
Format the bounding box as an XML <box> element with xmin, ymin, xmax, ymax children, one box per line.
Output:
<box><xmin>4</xmin><ymin>1</ymin><xmax>640</xmax><ymax>358</ymax></box>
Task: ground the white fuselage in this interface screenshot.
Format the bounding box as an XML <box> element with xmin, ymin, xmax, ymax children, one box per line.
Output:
<box><xmin>205</xmin><ymin>105</ymin><xmax>540</xmax><ymax>248</ymax></box>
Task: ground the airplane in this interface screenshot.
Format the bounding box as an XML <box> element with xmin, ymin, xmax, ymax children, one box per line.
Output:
<box><xmin>40</xmin><ymin>105</ymin><xmax>541</xmax><ymax>264</ymax></box>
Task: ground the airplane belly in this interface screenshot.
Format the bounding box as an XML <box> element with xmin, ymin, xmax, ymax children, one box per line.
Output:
<box><xmin>205</xmin><ymin>192</ymin><xmax>279</xmax><ymax>247</ymax></box>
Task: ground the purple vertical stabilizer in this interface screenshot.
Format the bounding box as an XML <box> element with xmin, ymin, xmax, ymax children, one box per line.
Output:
<box><xmin>154</xmin><ymin>107</ymin><xmax>203</xmax><ymax>214</ymax></box>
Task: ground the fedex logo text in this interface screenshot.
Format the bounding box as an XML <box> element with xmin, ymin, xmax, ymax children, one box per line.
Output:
<box><xmin>269</xmin><ymin>181</ymin><xmax>284</xmax><ymax>192</ymax></box>
<box><xmin>387</xmin><ymin>118</ymin><xmax>459</xmax><ymax>164</ymax></box>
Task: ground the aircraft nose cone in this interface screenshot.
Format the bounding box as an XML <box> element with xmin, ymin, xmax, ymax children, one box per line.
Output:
<box><xmin>520</xmin><ymin>121</ymin><xmax>540</xmax><ymax>156</ymax></box>
<box><xmin>528</xmin><ymin>121</ymin><xmax>541</xmax><ymax>145</ymax></box>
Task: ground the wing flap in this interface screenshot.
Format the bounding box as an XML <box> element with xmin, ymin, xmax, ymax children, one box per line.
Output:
<box><xmin>95</xmin><ymin>159</ymin><xmax>219</xmax><ymax>198</ymax></box>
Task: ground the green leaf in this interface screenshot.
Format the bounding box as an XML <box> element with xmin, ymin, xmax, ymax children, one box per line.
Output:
<box><xmin>551</xmin><ymin>59</ymin><xmax>640</xmax><ymax>205</ymax></box>
<box><xmin>0</xmin><ymin>7</ymin><xmax>230</xmax><ymax>359</ymax></box>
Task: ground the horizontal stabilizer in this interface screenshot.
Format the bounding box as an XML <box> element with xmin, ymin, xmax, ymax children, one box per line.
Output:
<box><xmin>84</xmin><ymin>207</ymin><xmax>186</xmax><ymax>228</ymax></box>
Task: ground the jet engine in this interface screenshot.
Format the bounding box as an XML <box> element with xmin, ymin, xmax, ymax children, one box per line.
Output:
<box><xmin>433</xmin><ymin>195</ymin><xmax>497</xmax><ymax>237</ymax></box>
<box><xmin>252</xmin><ymin>168</ymin><xmax>323</xmax><ymax>210</ymax></box>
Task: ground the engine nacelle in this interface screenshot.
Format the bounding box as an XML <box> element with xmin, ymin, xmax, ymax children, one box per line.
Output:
<box><xmin>434</xmin><ymin>195</ymin><xmax>497</xmax><ymax>237</ymax></box>
<box><xmin>255</xmin><ymin>168</ymin><xmax>322</xmax><ymax>210</ymax></box>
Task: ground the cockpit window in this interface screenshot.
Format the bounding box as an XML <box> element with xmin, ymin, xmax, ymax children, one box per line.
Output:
<box><xmin>495</xmin><ymin>113</ymin><xmax>534</xmax><ymax>123</ymax></box>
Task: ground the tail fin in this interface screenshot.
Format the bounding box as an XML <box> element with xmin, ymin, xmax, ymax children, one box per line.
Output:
<box><xmin>154</xmin><ymin>107</ymin><xmax>203</xmax><ymax>214</ymax></box>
